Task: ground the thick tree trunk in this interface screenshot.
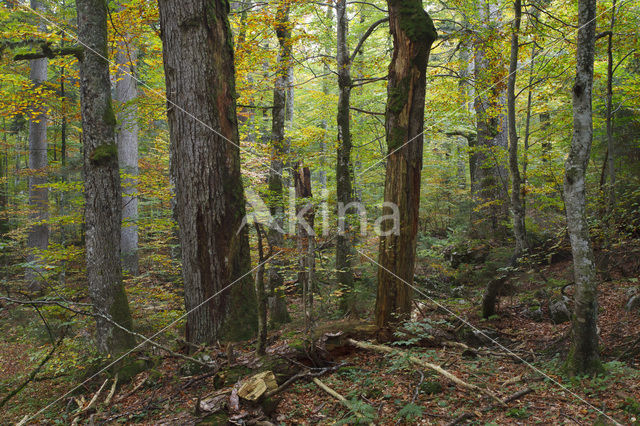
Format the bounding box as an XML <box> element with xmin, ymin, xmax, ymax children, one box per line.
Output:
<box><xmin>471</xmin><ymin>1</ymin><xmax>509</xmax><ymax>239</ymax></box>
<box><xmin>564</xmin><ymin>0</ymin><xmax>601</xmax><ymax>376</ymax></box>
<box><xmin>507</xmin><ymin>0</ymin><xmax>527</xmax><ymax>258</ymax></box>
<box><xmin>375</xmin><ymin>0</ymin><xmax>436</xmax><ymax>334</ymax></box>
<box><xmin>76</xmin><ymin>0</ymin><xmax>135</xmax><ymax>354</ymax></box>
<box><xmin>158</xmin><ymin>0</ymin><xmax>257</xmax><ymax>344</ymax></box>
<box><xmin>335</xmin><ymin>0</ymin><xmax>355</xmax><ymax>314</ymax></box>
<box><xmin>26</xmin><ymin>0</ymin><xmax>49</xmax><ymax>285</ymax></box>
<box><xmin>266</xmin><ymin>0</ymin><xmax>292</xmax><ymax>326</ymax></box>
<box><xmin>115</xmin><ymin>42</ymin><xmax>139</xmax><ymax>275</ymax></box>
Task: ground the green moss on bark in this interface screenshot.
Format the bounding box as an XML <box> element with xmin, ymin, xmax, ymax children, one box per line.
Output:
<box><xmin>394</xmin><ymin>1</ymin><xmax>437</xmax><ymax>43</ymax></box>
<box><xmin>90</xmin><ymin>143</ymin><xmax>117</xmax><ymax>166</ymax></box>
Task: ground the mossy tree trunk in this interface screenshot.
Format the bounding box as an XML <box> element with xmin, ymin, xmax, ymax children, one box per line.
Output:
<box><xmin>158</xmin><ymin>0</ymin><xmax>257</xmax><ymax>345</ymax></box>
<box><xmin>0</xmin><ymin>117</ymin><xmax>8</xmax><ymax>236</ymax></box>
<box><xmin>115</xmin><ymin>39</ymin><xmax>139</xmax><ymax>275</ymax></box>
<box><xmin>507</xmin><ymin>0</ymin><xmax>527</xmax><ymax>259</ymax></box>
<box><xmin>266</xmin><ymin>0</ymin><xmax>292</xmax><ymax>326</ymax></box>
<box><xmin>375</xmin><ymin>0</ymin><xmax>436</xmax><ymax>334</ymax></box>
<box><xmin>26</xmin><ymin>0</ymin><xmax>49</xmax><ymax>286</ymax></box>
<box><xmin>76</xmin><ymin>0</ymin><xmax>135</xmax><ymax>354</ymax></box>
<box><xmin>335</xmin><ymin>0</ymin><xmax>355</xmax><ymax>314</ymax></box>
<box><xmin>564</xmin><ymin>0</ymin><xmax>601</xmax><ymax>376</ymax></box>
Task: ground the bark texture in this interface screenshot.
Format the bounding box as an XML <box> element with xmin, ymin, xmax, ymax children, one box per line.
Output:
<box><xmin>158</xmin><ymin>0</ymin><xmax>257</xmax><ymax>344</ymax></box>
<box><xmin>375</xmin><ymin>0</ymin><xmax>436</xmax><ymax>333</ymax></box>
<box><xmin>76</xmin><ymin>0</ymin><xmax>135</xmax><ymax>354</ymax></box>
<box><xmin>115</xmin><ymin>42</ymin><xmax>139</xmax><ymax>275</ymax></box>
<box><xmin>26</xmin><ymin>0</ymin><xmax>49</xmax><ymax>284</ymax></box>
<box><xmin>564</xmin><ymin>0</ymin><xmax>601</xmax><ymax>376</ymax></box>
<box><xmin>266</xmin><ymin>0</ymin><xmax>292</xmax><ymax>325</ymax></box>
<box><xmin>335</xmin><ymin>0</ymin><xmax>355</xmax><ymax>313</ymax></box>
<box><xmin>470</xmin><ymin>1</ymin><xmax>509</xmax><ymax>239</ymax></box>
<box><xmin>294</xmin><ymin>164</ymin><xmax>315</xmax><ymax>329</ymax></box>
<box><xmin>507</xmin><ymin>0</ymin><xmax>527</xmax><ymax>258</ymax></box>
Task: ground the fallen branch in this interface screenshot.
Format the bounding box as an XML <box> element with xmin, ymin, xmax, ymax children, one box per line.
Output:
<box><xmin>445</xmin><ymin>387</ymin><xmax>534</xmax><ymax>425</ymax></box>
<box><xmin>348</xmin><ymin>338</ymin><xmax>505</xmax><ymax>407</ymax></box>
<box><xmin>115</xmin><ymin>374</ymin><xmax>148</xmax><ymax>402</ymax></box>
<box><xmin>104</xmin><ymin>374</ymin><xmax>118</xmax><ymax>406</ymax></box>
<box><xmin>79</xmin><ymin>377</ymin><xmax>109</xmax><ymax>414</ymax></box>
<box><xmin>312</xmin><ymin>378</ymin><xmax>374</xmax><ymax>426</ymax></box>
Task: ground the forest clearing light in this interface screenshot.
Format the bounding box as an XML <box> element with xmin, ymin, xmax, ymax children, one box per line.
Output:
<box><xmin>239</xmin><ymin>187</ymin><xmax>400</xmax><ymax>237</ymax></box>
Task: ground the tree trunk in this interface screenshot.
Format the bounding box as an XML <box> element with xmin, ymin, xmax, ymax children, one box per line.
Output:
<box><xmin>76</xmin><ymin>0</ymin><xmax>135</xmax><ymax>354</ymax></box>
<box><xmin>375</xmin><ymin>0</ymin><xmax>436</xmax><ymax>334</ymax></box>
<box><xmin>0</xmin><ymin>117</ymin><xmax>8</xmax><ymax>236</ymax></box>
<box><xmin>335</xmin><ymin>0</ymin><xmax>355</xmax><ymax>314</ymax></box>
<box><xmin>266</xmin><ymin>0</ymin><xmax>292</xmax><ymax>326</ymax></box>
<box><xmin>470</xmin><ymin>1</ymin><xmax>509</xmax><ymax>239</ymax></box>
<box><xmin>295</xmin><ymin>165</ymin><xmax>314</xmax><ymax>329</ymax></box>
<box><xmin>507</xmin><ymin>0</ymin><xmax>527</xmax><ymax>258</ymax></box>
<box><xmin>115</xmin><ymin>41</ymin><xmax>139</xmax><ymax>275</ymax></box>
<box><xmin>254</xmin><ymin>223</ymin><xmax>267</xmax><ymax>356</ymax></box>
<box><xmin>26</xmin><ymin>0</ymin><xmax>49</xmax><ymax>285</ymax></box>
<box><xmin>564</xmin><ymin>0</ymin><xmax>601</xmax><ymax>376</ymax></box>
<box><xmin>158</xmin><ymin>0</ymin><xmax>257</xmax><ymax>345</ymax></box>
<box><xmin>605</xmin><ymin>0</ymin><xmax>617</xmax><ymax>213</ymax></box>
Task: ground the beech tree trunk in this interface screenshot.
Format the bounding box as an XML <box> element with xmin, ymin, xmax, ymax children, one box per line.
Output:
<box><xmin>76</xmin><ymin>0</ymin><xmax>135</xmax><ymax>354</ymax></box>
<box><xmin>471</xmin><ymin>0</ymin><xmax>509</xmax><ymax>239</ymax></box>
<box><xmin>115</xmin><ymin>42</ymin><xmax>139</xmax><ymax>275</ymax></box>
<box><xmin>335</xmin><ymin>0</ymin><xmax>355</xmax><ymax>314</ymax></box>
<box><xmin>26</xmin><ymin>0</ymin><xmax>49</xmax><ymax>285</ymax></box>
<box><xmin>605</xmin><ymin>0</ymin><xmax>617</xmax><ymax>212</ymax></box>
<box><xmin>0</xmin><ymin>117</ymin><xmax>7</xmax><ymax>236</ymax></box>
<box><xmin>507</xmin><ymin>0</ymin><xmax>527</xmax><ymax>258</ymax></box>
<box><xmin>158</xmin><ymin>0</ymin><xmax>257</xmax><ymax>344</ymax></box>
<box><xmin>266</xmin><ymin>0</ymin><xmax>292</xmax><ymax>326</ymax></box>
<box><xmin>564</xmin><ymin>0</ymin><xmax>601</xmax><ymax>376</ymax></box>
<box><xmin>375</xmin><ymin>0</ymin><xmax>436</xmax><ymax>334</ymax></box>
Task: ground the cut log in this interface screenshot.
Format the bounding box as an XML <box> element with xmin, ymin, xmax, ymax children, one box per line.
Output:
<box><xmin>237</xmin><ymin>371</ymin><xmax>278</xmax><ymax>402</ymax></box>
<box><xmin>348</xmin><ymin>338</ymin><xmax>505</xmax><ymax>406</ymax></box>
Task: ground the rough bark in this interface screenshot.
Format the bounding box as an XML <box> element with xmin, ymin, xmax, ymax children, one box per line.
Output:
<box><xmin>76</xmin><ymin>0</ymin><xmax>135</xmax><ymax>354</ymax></box>
<box><xmin>507</xmin><ymin>0</ymin><xmax>527</xmax><ymax>258</ymax></box>
<box><xmin>115</xmin><ymin>41</ymin><xmax>139</xmax><ymax>275</ymax></box>
<box><xmin>26</xmin><ymin>0</ymin><xmax>49</xmax><ymax>285</ymax></box>
<box><xmin>0</xmin><ymin>117</ymin><xmax>8</xmax><ymax>236</ymax></box>
<box><xmin>335</xmin><ymin>0</ymin><xmax>355</xmax><ymax>314</ymax></box>
<box><xmin>375</xmin><ymin>0</ymin><xmax>436</xmax><ymax>334</ymax></box>
<box><xmin>254</xmin><ymin>223</ymin><xmax>267</xmax><ymax>356</ymax></box>
<box><xmin>564</xmin><ymin>0</ymin><xmax>601</xmax><ymax>376</ymax></box>
<box><xmin>266</xmin><ymin>0</ymin><xmax>292</xmax><ymax>326</ymax></box>
<box><xmin>470</xmin><ymin>1</ymin><xmax>509</xmax><ymax>239</ymax></box>
<box><xmin>158</xmin><ymin>0</ymin><xmax>257</xmax><ymax>344</ymax></box>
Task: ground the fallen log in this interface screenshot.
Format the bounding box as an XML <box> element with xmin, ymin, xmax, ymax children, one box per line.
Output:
<box><xmin>347</xmin><ymin>338</ymin><xmax>505</xmax><ymax>407</ymax></box>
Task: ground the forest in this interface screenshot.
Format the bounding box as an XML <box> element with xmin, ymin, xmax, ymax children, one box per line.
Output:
<box><xmin>0</xmin><ymin>0</ymin><xmax>639</xmax><ymax>424</ymax></box>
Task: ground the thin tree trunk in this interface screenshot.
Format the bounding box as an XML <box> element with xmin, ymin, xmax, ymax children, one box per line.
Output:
<box><xmin>605</xmin><ymin>0</ymin><xmax>617</xmax><ymax>213</ymax></box>
<box><xmin>254</xmin><ymin>222</ymin><xmax>267</xmax><ymax>356</ymax></box>
<box><xmin>26</xmin><ymin>0</ymin><xmax>49</xmax><ymax>285</ymax></box>
<box><xmin>522</xmin><ymin>44</ymin><xmax>538</xmax><ymax>216</ymax></box>
<box><xmin>0</xmin><ymin>116</ymin><xmax>8</xmax><ymax>236</ymax></box>
<box><xmin>76</xmin><ymin>0</ymin><xmax>135</xmax><ymax>354</ymax></box>
<box><xmin>335</xmin><ymin>0</ymin><xmax>355</xmax><ymax>314</ymax></box>
<box><xmin>295</xmin><ymin>165</ymin><xmax>314</xmax><ymax>330</ymax></box>
<box><xmin>115</xmin><ymin>41</ymin><xmax>139</xmax><ymax>275</ymax></box>
<box><xmin>564</xmin><ymin>0</ymin><xmax>601</xmax><ymax>376</ymax></box>
<box><xmin>266</xmin><ymin>0</ymin><xmax>292</xmax><ymax>326</ymax></box>
<box><xmin>158</xmin><ymin>0</ymin><xmax>257</xmax><ymax>344</ymax></box>
<box><xmin>375</xmin><ymin>0</ymin><xmax>436</xmax><ymax>335</ymax></box>
<box><xmin>507</xmin><ymin>0</ymin><xmax>527</xmax><ymax>258</ymax></box>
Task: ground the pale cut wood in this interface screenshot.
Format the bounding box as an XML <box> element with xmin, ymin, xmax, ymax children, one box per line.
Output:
<box><xmin>237</xmin><ymin>371</ymin><xmax>278</xmax><ymax>401</ymax></box>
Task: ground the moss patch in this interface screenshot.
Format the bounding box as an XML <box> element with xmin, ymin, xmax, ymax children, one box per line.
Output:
<box><xmin>89</xmin><ymin>143</ymin><xmax>117</xmax><ymax>167</ymax></box>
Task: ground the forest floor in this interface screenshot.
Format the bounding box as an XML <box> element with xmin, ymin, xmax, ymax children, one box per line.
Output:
<box><xmin>1</xmin><ymin>247</ymin><xmax>640</xmax><ymax>425</ymax></box>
